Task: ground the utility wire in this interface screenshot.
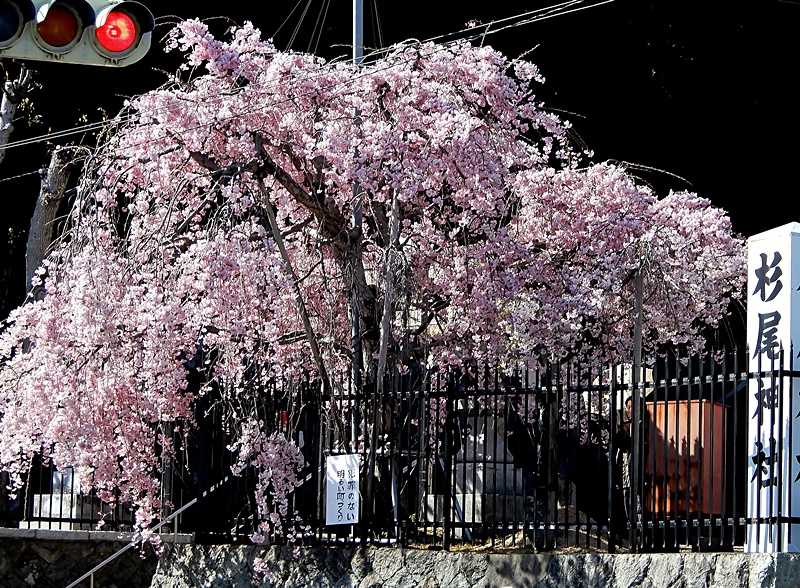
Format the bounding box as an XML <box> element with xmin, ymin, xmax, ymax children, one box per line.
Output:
<box><xmin>372</xmin><ymin>0</ymin><xmax>384</xmax><ymax>49</ymax></box>
<box><xmin>273</xmin><ymin>0</ymin><xmax>308</xmax><ymax>40</ymax></box>
<box><xmin>0</xmin><ymin>1</ymin><xmax>601</xmax><ymax>156</ymax></box>
<box><xmin>287</xmin><ymin>0</ymin><xmax>315</xmax><ymax>50</ymax></box>
<box><xmin>0</xmin><ymin>168</ymin><xmax>41</xmax><ymax>184</ymax></box>
<box><xmin>0</xmin><ymin>0</ymin><xmax>589</xmax><ymax>153</ymax></box>
<box><xmin>0</xmin><ymin>0</ymin><xmax>613</xmax><ymax>155</ymax></box>
<box><xmin>106</xmin><ymin>1</ymin><xmax>614</xmax><ymax>157</ymax></box>
<box><xmin>309</xmin><ymin>0</ymin><xmax>333</xmax><ymax>54</ymax></box>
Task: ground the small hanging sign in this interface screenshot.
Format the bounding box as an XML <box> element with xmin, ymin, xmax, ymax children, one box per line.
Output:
<box><xmin>325</xmin><ymin>454</ymin><xmax>360</xmax><ymax>526</ymax></box>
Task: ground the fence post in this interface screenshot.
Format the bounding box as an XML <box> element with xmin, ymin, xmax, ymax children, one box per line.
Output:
<box><xmin>160</xmin><ymin>423</ymin><xmax>175</xmax><ymax>534</ymax></box>
<box><xmin>607</xmin><ymin>364</ymin><xmax>617</xmax><ymax>554</ymax></box>
<box><xmin>630</xmin><ymin>270</ymin><xmax>643</xmax><ymax>551</ymax></box>
<box><xmin>442</xmin><ymin>370</ymin><xmax>455</xmax><ymax>550</ymax></box>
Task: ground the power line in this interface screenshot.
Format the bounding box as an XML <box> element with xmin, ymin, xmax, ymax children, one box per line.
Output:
<box><xmin>0</xmin><ymin>1</ymin><xmax>613</xmax><ymax>156</ymax></box>
<box><xmin>287</xmin><ymin>0</ymin><xmax>315</xmax><ymax>50</ymax></box>
<box><xmin>372</xmin><ymin>0</ymin><xmax>384</xmax><ymax>49</ymax></box>
<box><xmin>0</xmin><ymin>1</ymin><xmax>590</xmax><ymax>154</ymax></box>
<box><xmin>106</xmin><ymin>1</ymin><xmax>614</xmax><ymax>157</ymax></box>
<box><xmin>0</xmin><ymin>168</ymin><xmax>41</xmax><ymax>184</ymax></box>
<box><xmin>273</xmin><ymin>0</ymin><xmax>308</xmax><ymax>40</ymax></box>
<box><xmin>309</xmin><ymin>0</ymin><xmax>333</xmax><ymax>54</ymax></box>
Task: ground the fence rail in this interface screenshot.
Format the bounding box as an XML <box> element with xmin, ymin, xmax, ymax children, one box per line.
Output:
<box><xmin>2</xmin><ymin>346</ymin><xmax>796</xmax><ymax>554</ymax></box>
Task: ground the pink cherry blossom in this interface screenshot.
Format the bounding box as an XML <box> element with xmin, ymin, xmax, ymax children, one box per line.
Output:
<box><xmin>0</xmin><ymin>21</ymin><xmax>744</xmax><ymax>537</ymax></box>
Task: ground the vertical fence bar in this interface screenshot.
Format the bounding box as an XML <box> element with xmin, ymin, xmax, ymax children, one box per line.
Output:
<box><xmin>489</xmin><ymin>366</ymin><xmax>497</xmax><ymax>546</ymax></box>
<box><xmin>461</xmin><ymin>367</ymin><xmax>468</xmax><ymax>545</ymax></box>
<box><xmin>685</xmin><ymin>349</ymin><xmax>692</xmax><ymax>547</ymax></box>
<box><xmin>756</xmin><ymin>345</ymin><xmax>763</xmax><ymax>549</ymax></box>
<box><xmin>511</xmin><ymin>363</ymin><xmax>519</xmax><ymax>547</ymax></box>
<box><xmin>479</xmin><ymin>365</ymin><xmax>487</xmax><ymax>546</ymax></box>
<box><xmin>709</xmin><ymin>349</ymin><xmax>717</xmax><ymax>549</ymax></box>
<box><xmin>733</xmin><ymin>347</ymin><xmax>741</xmax><ymax>544</ymax></box>
<box><xmin>433</xmin><ymin>369</ymin><xmax>442</xmax><ymax>547</ymax></box>
<box><xmin>417</xmin><ymin>369</ymin><xmax>427</xmax><ymax>544</ymax></box>
<box><xmin>768</xmin><ymin>349</ymin><xmax>777</xmax><ymax>547</ymax></box>
<box><xmin>777</xmin><ymin>347</ymin><xmax>785</xmax><ymax>551</ymax></box>
<box><xmin>544</xmin><ymin>362</ymin><xmax>553</xmax><ymax>550</ymax></box>
<box><xmin>316</xmin><ymin>380</ymin><xmax>326</xmax><ymax>545</ymax></box>
<box><xmin>671</xmin><ymin>352</ymin><xmax>679</xmax><ymax>549</ymax></box>
<box><xmin>607</xmin><ymin>363</ymin><xmax>617</xmax><ymax>554</ymax></box>
<box><xmin>644</xmin><ymin>352</ymin><xmax>653</xmax><ymax>550</ymax></box>
<box><xmin>585</xmin><ymin>360</ymin><xmax>592</xmax><ymax>549</ymax></box>
<box><xmin>429</xmin><ymin>369</ymin><xmax>440</xmax><ymax>543</ymax></box>
<box><xmin>558</xmin><ymin>361</ymin><xmax>564</xmax><ymax>548</ymax></box>
<box><xmin>644</xmin><ymin>351</ymin><xmax>653</xmax><ymax>550</ymax></box>
<box><xmin>523</xmin><ymin>364</ymin><xmax>531</xmax><ymax>548</ymax></box>
<box><xmin>790</xmin><ymin>343</ymin><xmax>794</xmax><ymax>548</ymax></box>
<box><xmin>503</xmin><ymin>367</ymin><xmax>510</xmax><ymax>546</ymax></box>
<box><xmin>586</xmin><ymin>364</ymin><xmax>596</xmax><ymax>550</ymax></box>
<box><xmin>720</xmin><ymin>349</ymin><xmax>729</xmax><ymax>547</ymax></box>
<box><xmin>442</xmin><ymin>370</ymin><xmax>454</xmax><ymax>550</ymax></box>
<box><xmin>661</xmin><ymin>354</ymin><xmax>669</xmax><ymax>550</ymax></box>
<box><xmin>697</xmin><ymin>352</ymin><xmax>705</xmax><ymax>550</ymax></box>
<box><xmin>564</xmin><ymin>360</ymin><xmax>571</xmax><ymax>548</ymax></box>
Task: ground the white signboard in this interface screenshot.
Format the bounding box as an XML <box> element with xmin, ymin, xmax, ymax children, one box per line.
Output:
<box><xmin>747</xmin><ymin>222</ymin><xmax>800</xmax><ymax>552</ymax></box>
<box><xmin>325</xmin><ymin>454</ymin><xmax>360</xmax><ymax>526</ymax></box>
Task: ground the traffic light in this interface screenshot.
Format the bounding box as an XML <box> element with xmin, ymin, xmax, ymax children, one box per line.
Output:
<box><xmin>0</xmin><ymin>1</ymin><xmax>154</xmax><ymax>67</ymax></box>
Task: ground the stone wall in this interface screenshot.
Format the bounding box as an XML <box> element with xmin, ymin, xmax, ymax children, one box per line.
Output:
<box><xmin>0</xmin><ymin>528</ymin><xmax>167</xmax><ymax>588</ymax></box>
<box><xmin>151</xmin><ymin>545</ymin><xmax>800</xmax><ymax>588</ymax></box>
<box><xmin>4</xmin><ymin>533</ymin><xmax>800</xmax><ymax>588</ymax></box>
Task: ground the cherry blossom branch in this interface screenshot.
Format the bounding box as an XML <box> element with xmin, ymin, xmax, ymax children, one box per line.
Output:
<box><xmin>256</xmin><ymin>178</ymin><xmax>331</xmax><ymax>396</ymax></box>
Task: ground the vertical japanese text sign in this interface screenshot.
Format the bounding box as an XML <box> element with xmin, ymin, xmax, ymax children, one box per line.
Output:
<box><xmin>325</xmin><ymin>454</ymin><xmax>360</xmax><ymax>526</ymax></box>
<box><xmin>747</xmin><ymin>222</ymin><xmax>800</xmax><ymax>552</ymax></box>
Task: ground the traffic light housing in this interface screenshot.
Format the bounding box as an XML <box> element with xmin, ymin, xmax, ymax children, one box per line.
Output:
<box><xmin>0</xmin><ymin>1</ymin><xmax>154</xmax><ymax>67</ymax></box>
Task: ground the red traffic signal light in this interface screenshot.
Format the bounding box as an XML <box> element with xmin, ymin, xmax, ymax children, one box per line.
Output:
<box><xmin>0</xmin><ymin>1</ymin><xmax>154</xmax><ymax>67</ymax></box>
<box><xmin>95</xmin><ymin>9</ymin><xmax>135</xmax><ymax>54</ymax></box>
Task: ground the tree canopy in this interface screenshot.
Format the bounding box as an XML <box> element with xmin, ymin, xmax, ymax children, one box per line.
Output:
<box><xmin>0</xmin><ymin>21</ymin><xmax>744</xmax><ymax>535</ymax></box>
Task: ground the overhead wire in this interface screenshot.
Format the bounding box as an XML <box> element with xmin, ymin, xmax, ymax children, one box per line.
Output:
<box><xmin>0</xmin><ymin>0</ymin><xmax>613</xmax><ymax>156</ymax></box>
<box><xmin>372</xmin><ymin>0</ymin><xmax>384</xmax><ymax>49</ymax></box>
<box><xmin>0</xmin><ymin>168</ymin><xmax>41</xmax><ymax>184</ymax></box>
<box><xmin>0</xmin><ymin>0</ymin><xmax>588</xmax><ymax>153</ymax></box>
<box><xmin>287</xmin><ymin>0</ymin><xmax>315</xmax><ymax>50</ymax></box>
<box><xmin>310</xmin><ymin>0</ymin><xmax>333</xmax><ymax>54</ymax></box>
<box><xmin>106</xmin><ymin>1</ymin><xmax>614</xmax><ymax>157</ymax></box>
<box><xmin>0</xmin><ymin>1</ymin><xmax>603</xmax><ymax>157</ymax></box>
<box><xmin>273</xmin><ymin>0</ymin><xmax>308</xmax><ymax>40</ymax></box>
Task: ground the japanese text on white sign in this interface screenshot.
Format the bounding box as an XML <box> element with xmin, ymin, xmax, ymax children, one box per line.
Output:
<box><xmin>325</xmin><ymin>454</ymin><xmax>360</xmax><ymax>526</ymax></box>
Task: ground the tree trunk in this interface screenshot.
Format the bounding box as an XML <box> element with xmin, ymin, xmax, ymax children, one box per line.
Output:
<box><xmin>26</xmin><ymin>147</ymin><xmax>78</xmax><ymax>293</ymax></box>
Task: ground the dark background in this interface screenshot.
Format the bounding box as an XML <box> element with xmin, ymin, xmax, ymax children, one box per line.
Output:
<box><xmin>1</xmin><ymin>0</ymin><xmax>798</xmax><ymax>317</ymax></box>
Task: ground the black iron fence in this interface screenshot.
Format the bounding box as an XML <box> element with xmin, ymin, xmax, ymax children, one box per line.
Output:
<box><xmin>4</xmin><ymin>346</ymin><xmax>799</xmax><ymax>554</ymax></box>
<box><xmin>0</xmin><ymin>460</ymin><xmax>134</xmax><ymax>531</ymax></box>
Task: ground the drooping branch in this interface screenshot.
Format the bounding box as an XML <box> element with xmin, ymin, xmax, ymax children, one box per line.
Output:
<box><xmin>376</xmin><ymin>192</ymin><xmax>401</xmax><ymax>394</ymax></box>
<box><xmin>256</xmin><ymin>178</ymin><xmax>331</xmax><ymax>396</ymax></box>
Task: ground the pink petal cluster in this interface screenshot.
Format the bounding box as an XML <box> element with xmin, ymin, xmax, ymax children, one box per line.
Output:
<box><xmin>0</xmin><ymin>21</ymin><xmax>744</xmax><ymax>534</ymax></box>
<box><xmin>229</xmin><ymin>420</ymin><xmax>305</xmax><ymax>544</ymax></box>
